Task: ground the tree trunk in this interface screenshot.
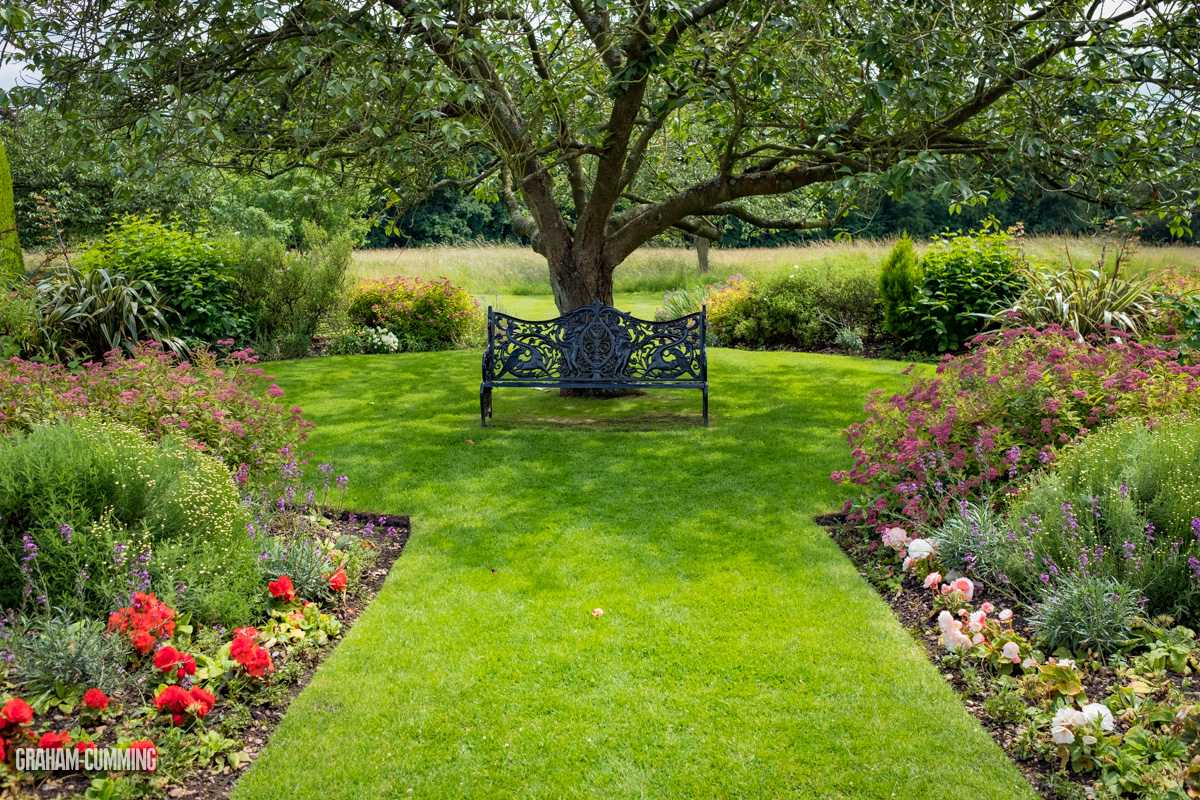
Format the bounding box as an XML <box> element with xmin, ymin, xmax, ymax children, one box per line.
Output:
<box><xmin>547</xmin><ymin>246</ymin><xmax>615</xmax><ymax>314</ymax></box>
<box><xmin>694</xmin><ymin>235</ymin><xmax>710</xmax><ymax>274</ymax></box>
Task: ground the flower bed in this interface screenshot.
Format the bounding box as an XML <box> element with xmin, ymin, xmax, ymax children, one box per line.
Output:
<box><xmin>828</xmin><ymin>514</ymin><xmax>1200</xmax><ymax>799</ymax></box>
<box><xmin>0</xmin><ymin>510</ymin><xmax>410</xmax><ymax>800</ymax></box>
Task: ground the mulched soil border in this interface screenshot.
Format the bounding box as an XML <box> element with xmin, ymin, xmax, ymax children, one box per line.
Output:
<box><xmin>819</xmin><ymin>511</ymin><xmax>1080</xmax><ymax>799</ymax></box>
<box><xmin>26</xmin><ymin>511</ymin><xmax>411</xmax><ymax>800</ymax></box>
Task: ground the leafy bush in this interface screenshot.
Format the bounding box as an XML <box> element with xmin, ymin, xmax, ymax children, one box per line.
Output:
<box><xmin>325</xmin><ymin>330</ymin><xmax>364</xmax><ymax>356</ymax></box>
<box><xmin>0</xmin><ymin>420</ymin><xmax>264</xmax><ymax>625</ymax></box>
<box><xmin>235</xmin><ymin>224</ymin><xmax>353</xmax><ymax>359</ymax></box>
<box><xmin>997</xmin><ymin>243</ymin><xmax>1156</xmax><ymax>338</ymax></box>
<box><xmin>31</xmin><ymin>267</ymin><xmax>183</xmax><ymax>359</ymax></box>
<box><xmin>13</xmin><ymin>615</ymin><xmax>130</xmax><ymax>693</ymax></box>
<box><xmin>1028</xmin><ymin>575</ymin><xmax>1142</xmax><ymax>655</ymax></box>
<box><xmin>1001</xmin><ymin>415</ymin><xmax>1200</xmax><ymax>617</ymax></box>
<box><xmin>879</xmin><ymin>235</ymin><xmax>922</xmax><ymax>338</ymax></box>
<box><xmin>654</xmin><ymin>275</ymin><xmax>744</xmax><ymax>322</ymax></box>
<box><xmin>347</xmin><ymin>276</ymin><xmax>479</xmax><ymax>348</ymax></box>
<box><xmin>898</xmin><ymin>225</ymin><xmax>1027</xmax><ymax>353</ymax></box>
<box><xmin>0</xmin><ymin>342</ymin><xmax>313</xmax><ymax>487</ymax></box>
<box><xmin>78</xmin><ymin>215</ymin><xmax>250</xmax><ymax>345</ymax></box>
<box><xmin>0</xmin><ymin>137</ymin><xmax>21</xmax><ymax>282</ymax></box>
<box><xmin>833</xmin><ymin>327</ymin><xmax>1200</xmax><ymax>532</ymax></box>
<box><xmin>707</xmin><ymin>269</ymin><xmax>881</xmax><ymax>349</ymax></box>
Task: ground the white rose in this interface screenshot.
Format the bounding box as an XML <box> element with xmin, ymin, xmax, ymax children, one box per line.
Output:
<box><xmin>1051</xmin><ymin>708</ymin><xmax>1083</xmax><ymax>744</ymax></box>
<box><xmin>1002</xmin><ymin>642</ymin><xmax>1021</xmax><ymax>661</ymax></box>
<box><xmin>907</xmin><ymin>538</ymin><xmax>935</xmax><ymax>561</ymax></box>
<box><xmin>1081</xmin><ymin>703</ymin><xmax>1114</xmax><ymax>732</ymax></box>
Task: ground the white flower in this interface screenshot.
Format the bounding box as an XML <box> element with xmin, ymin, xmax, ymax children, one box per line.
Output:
<box><xmin>924</xmin><ymin>572</ymin><xmax>942</xmax><ymax>589</ymax></box>
<box><xmin>1002</xmin><ymin>642</ymin><xmax>1020</xmax><ymax>661</ymax></box>
<box><xmin>1051</xmin><ymin>708</ymin><xmax>1083</xmax><ymax>744</ymax></box>
<box><xmin>998</xmin><ymin>608</ymin><xmax>1013</xmax><ymax>622</ymax></box>
<box><xmin>968</xmin><ymin>610</ymin><xmax>987</xmax><ymax>632</ymax></box>
<box><xmin>1022</xmin><ymin>657</ymin><xmax>1037</xmax><ymax>670</ymax></box>
<box><xmin>907</xmin><ymin>538</ymin><xmax>935</xmax><ymax>561</ymax></box>
<box><xmin>1056</xmin><ymin>659</ymin><xmax>1076</xmax><ymax>670</ymax></box>
<box><xmin>1081</xmin><ymin>703</ymin><xmax>1114</xmax><ymax>732</ymax></box>
<box><xmin>937</xmin><ymin>610</ymin><xmax>955</xmax><ymax>634</ymax></box>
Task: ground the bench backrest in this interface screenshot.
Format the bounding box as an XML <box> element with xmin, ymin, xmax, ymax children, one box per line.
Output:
<box><xmin>484</xmin><ymin>300</ymin><xmax>706</xmax><ymax>385</ymax></box>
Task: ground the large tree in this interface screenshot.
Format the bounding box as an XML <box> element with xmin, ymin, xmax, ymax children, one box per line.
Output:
<box><xmin>3</xmin><ymin>0</ymin><xmax>1198</xmax><ymax>311</ymax></box>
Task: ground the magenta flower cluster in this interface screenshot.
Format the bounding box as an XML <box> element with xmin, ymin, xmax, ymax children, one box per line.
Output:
<box><xmin>0</xmin><ymin>341</ymin><xmax>314</xmax><ymax>487</ymax></box>
<box><xmin>832</xmin><ymin>326</ymin><xmax>1200</xmax><ymax>532</ymax></box>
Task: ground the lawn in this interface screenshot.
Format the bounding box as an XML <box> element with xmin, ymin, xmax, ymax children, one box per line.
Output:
<box><xmin>233</xmin><ymin>349</ymin><xmax>1036</xmax><ymax>799</ymax></box>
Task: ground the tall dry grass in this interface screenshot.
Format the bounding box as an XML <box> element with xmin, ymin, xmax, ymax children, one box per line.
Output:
<box><xmin>353</xmin><ymin>237</ymin><xmax>1200</xmax><ymax>296</ymax></box>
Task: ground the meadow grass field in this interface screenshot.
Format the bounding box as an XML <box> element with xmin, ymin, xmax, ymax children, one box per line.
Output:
<box><xmin>352</xmin><ymin>237</ymin><xmax>1200</xmax><ymax>307</ymax></box>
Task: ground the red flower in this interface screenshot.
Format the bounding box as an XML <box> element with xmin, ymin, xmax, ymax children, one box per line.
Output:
<box><xmin>76</xmin><ymin>740</ymin><xmax>98</xmax><ymax>753</ymax></box>
<box><xmin>82</xmin><ymin>689</ymin><xmax>110</xmax><ymax>710</ymax></box>
<box><xmin>188</xmin><ymin>687</ymin><xmax>215</xmax><ymax>717</ymax></box>
<box><xmin>38</xmin><ymin>731</ymin><xmax>71</xmax><ymax>749</ymax></box>
<box><xmin>327</xmin><ymin>568</ymin><xmax>347</xmax><ymax>593</ymax></box>
<box><xmin>109</xmin><ymin>593</ymin><xmax>176</xmax><ymax>654</ymax></box>
<box><xmin>268</xmin><ymin>575</ymin><xmax>295</xmax><ymax>602</ymax></box>
<box><xmin>234</xmin><ymin>626</ymin><xmax>258</xmax><ymax>640</ymax></box>
<box><xmin>153</xmin><ymin>646</ymin><xmax>196</xmax><ymax>678</ymax></box>
<box><xmin>1</xmin><ymin>698</ymin><xmax>33</xmax><ymax>726</ymax></box>
<box><xmin>230</xmin><ymin>632</ymin><xmax>274</xmax><ymax>677</ymax></box>
<box><xmin>154</xmin><ymin>685</ymin><xmax>192</xmax><ymax>715</ymax></box>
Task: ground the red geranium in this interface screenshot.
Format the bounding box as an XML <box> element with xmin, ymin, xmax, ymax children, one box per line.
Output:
<box><xmin>82</xmin><ymin>689</ymin><xmax>110</xmax><ymax>710</ymax></box>
<box><xmin>153</xmin><ymin>646</ymin><xmax>196</xmax><ymax>679</ymax></box>
<box><xmin>108</xmin><ymin>593</ymin><xmax>176</xmax><ymax>655</ymax></box>
<box><xmin>76</xmin><ymin>740</ymin><xmax>98</xmax><ymax>753</ymax></box>
<box><xmin>234</xmin><ymin>626</ymin><xmax>258</xmax><ymax>640</ymax></box>
<box><xmin>1</xmin><ymin>698</ymin><xmax>33</xmax><ymax>727</ymax></box>
<box><xmin>268</xmin><ymin>575</ymin><xmax>295</xmax><ymax>602</ymax></box>
<box><xmin>327</xmin><ymin>568</ymin><xmax>347</xmax><ymax>593</ymax></box>
<box><xmin>154</xmin><ymin>685</ymin><xmax>214</xmax><ymax>726</ymax></box>
<box><xmin>229</xmin><ymin>632</ymin><xmax>274</xmax><ymax>677</ymax></box>
<box><xmin>38</xmin><ymin>731</ymin><xmax>71</xmax><ymax>749</ymax></box>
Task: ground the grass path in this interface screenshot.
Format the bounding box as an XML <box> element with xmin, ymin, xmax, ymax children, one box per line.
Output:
<box><xmin>233</xmin><ymin>350</ymin><xmax>1034</xmax><ymax>799</ymax></box>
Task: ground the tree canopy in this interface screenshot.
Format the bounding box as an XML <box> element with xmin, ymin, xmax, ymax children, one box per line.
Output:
<box><xmin>3</xmin><ymin>0</ymin><xmax>1198</xmax><ymax>309</ymax></box>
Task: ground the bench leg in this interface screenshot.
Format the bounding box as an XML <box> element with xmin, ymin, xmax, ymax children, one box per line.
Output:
<box><xmin>702</xmin><ymin>387</ymin><xmax>709</xmax><ymax>427</ymax></box>
<box><xmin>480</xmin><ymin>387</ymin><xmax>490</xmax><ymax>427</ymax></box>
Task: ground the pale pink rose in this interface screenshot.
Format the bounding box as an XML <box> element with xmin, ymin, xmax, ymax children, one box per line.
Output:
<box><xmin>957</xmin><ymin>609</ymin><xmax>969</xmax><ymax>617</ymax></box>
<box><xmin>972</xmin><ymin>633</ymin><xmax>984</xmax><ymax>644</ymax></box>
<box><xmin>1002</xmin><ymin>642</ymin><xmax>1020</xmax><ymax>661</ymax></box>
<box><xmin>951</xmin><ymin>577</ymin><xmax>975</xmax><ymax>601</ymax></box>
<box><xmin>881</xmin><ymin>527</ymin><xmax>910</xmax><ymax>550</ymax></box>
<box><xmin>968</xmin><ymin>610</ymin><xmax>986</xmax><ymax>633</ymax></box>
<box><xmin>940</xmin><ymin>584</ymin><xmax>952</xmax><ymax>596</ymax></box>
<box><xmin>924</xmin><ymin>572</ymin><xmax>942</xmax><ymax>589</ymax></box>
<box><xmin>591</xmin><ymin>608</ymin><xmax>604</xmax><ymax>618</ymax></box>
<box><xmin>981</xmin><ymin>602</ymin><xmax>994</xmax><ymax>614</ymax></box>
<box><xmin>998</xmin><ymin>608</ymin><xmax>1013</xmax><ymax>622</ymax></box>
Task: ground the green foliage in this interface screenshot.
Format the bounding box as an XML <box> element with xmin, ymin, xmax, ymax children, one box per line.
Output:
<box><xmin>706</xmin><ymin>269</ymin><xmax>881</xmax><ymax>349</ymax></box>
<box><xmin>347</xmin><ymin>276</ymin><xmax>480</xmax><ymax>348</ymax></box>
<box><xmin>324</xmin><ymin>330</ymin><xmax>364</xmax><ymax>356</ymax></box>
<box><xmin>983</xmin><ymin>683</ymin><xmax>1028</xmax><ymax>726</ymax></box>
<box><xmin>0</xmin><ymin>419</ymin><xmax>263</xmax><ymax>625</ymax></box>
<box><xmin>211</xmin><ymin>172</ymin><xmax>374</xmax><ymax>246</ymax></box>
<box><xmin>998</xmin><ymin>236</ymin><xmax>1157</xmax><ymax>337</ymax></box>
<box><xmin>78</xmin><ymin>215</ymin><xmax>250</xmax><ymax>345</ymax></box>
<box><xmin>878</xmin><ymin>235</ymin><xmax>922</xmax><ymax>337</ymax></box>
<box><xmin>261</xmin><ymin>539</ymin><xmax>335</xmax><ymax>603</ymax></box>
<box><xmin>1028</xmin><ymin>575</ymin><xmax>1142</xmax><ymax>655</ymax></box>
<box><xmin>235</xmin><ymin>225</ymin><xmax>353</xmax><ymax>359</ymax></box>
<box><xmin>899</xmin><ymin>225</ymin><xmax>1027</xmax><ymax>353</ymax></box>
<box><xmin>0</xmin><ymin>137</ymin><xmax>21</xmax><ymax>283</ymax></box>
<box><xmin>31</xmin><ymin>267</ymin><xmax>183</xmax><ymax>359</ymax></box>
<box><xmin>12</xmin><ymin>614</ymin><xmax>130</xmax><ymax>693</ymax></box>
<box><xmin>1007</xmin><ymin>415</ymin><xmax>1200</xmax><ymax>617</ymax></box>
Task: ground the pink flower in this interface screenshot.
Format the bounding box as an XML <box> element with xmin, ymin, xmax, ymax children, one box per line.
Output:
<box><xmin>923</xmin><ymin>572</ymin><xmax>942</xmax><ymax>589</ymax></box>
<box><xmin>951</xmin><ymin>577</ymin><xmax>974</xmax><ymax>601</ymax></box>
<box><xmin>968</xmin><ymin>610</ymin><xmax>986</xmax><ymax>633</ymax></box>
<box><xmin>998</xmin><ymin>608</ymin><xmax>1013</xmax><ymax>622</ymax></box>
<box><xmin>591</xmin><ymin>608</ymin><xmax>603</xmax><ymax>618</ymax></box>
<box><xmin>981</xmin><ymin>602</ymin><xmax>994</xmax><ymax>614</ymax></box>
<box><xmin>1002</xmin><ymin>642</ymin><xmax>1020</xmax><ymax>662</ymax></box>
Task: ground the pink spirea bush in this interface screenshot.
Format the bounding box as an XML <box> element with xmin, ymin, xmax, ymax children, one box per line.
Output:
<box><xmin>832</xmin><ymin>326</ymin><xmax>1200</xmax><ymax>532</ymax></box>
<box><xmin>0</xmin><ymin>341</ymin><xmax>312</xmax><ymax>485</ymax></box>
<box><xmin>347</xmin><ymin>276</ymin><xmax>479</xmax><ymax>345</ymax></box>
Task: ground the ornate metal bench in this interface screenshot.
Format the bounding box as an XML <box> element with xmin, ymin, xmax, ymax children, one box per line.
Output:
<box><xmin>481</xmin><ymin>300</ymin><xmax>708</xmax><ymax>427</ymax></box>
